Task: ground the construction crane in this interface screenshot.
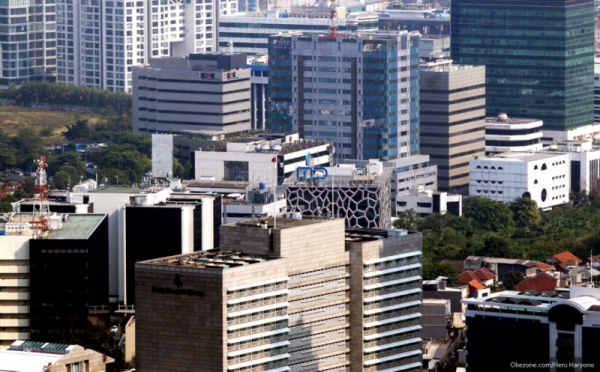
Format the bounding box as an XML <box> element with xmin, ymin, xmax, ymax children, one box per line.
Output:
<box><xmin>31</xmin><ymin>155</ymin><xmax>51</xmax><ymax>232</ymax></box>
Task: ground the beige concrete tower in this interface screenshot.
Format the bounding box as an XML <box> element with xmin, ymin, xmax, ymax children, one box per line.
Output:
<box><xmin>420</xmin><ymin>60</ymin><xmax>486</xmax><ymax>195</ymax></box>
<box><xmin>135</xmin><ymin>217</ymin><xmax>423</xmax><ymax>372</ymax></box>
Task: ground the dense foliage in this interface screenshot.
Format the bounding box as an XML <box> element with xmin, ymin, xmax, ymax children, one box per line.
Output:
<box><xmin>3</xmin><ymin>81</ymin><xmax>132</xmax><ymax>114</ymax></box>
<box><xmin>395</xmin><ymin>193</ymin><xmax>600</xmax><ymax>283</ymax></box>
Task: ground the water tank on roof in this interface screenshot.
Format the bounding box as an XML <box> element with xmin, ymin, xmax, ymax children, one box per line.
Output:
<box><xmin>497</xmin><ymin>113</ymin><xmax>508</xmax><ymax>121</ymax></box>
<box><xmin>261</xmin><ymin>144</ymin><xmax>271</xmax><ymax>151</ymax></box>
<box><xmin>273</xmin><ymin>145</ymin><xmax>282</xmax><ymax>151</ymax></box>
<box><xmin>259</xmin><ymin>182</ymin><xmax>267</xmax><ymax>190</ymax></box>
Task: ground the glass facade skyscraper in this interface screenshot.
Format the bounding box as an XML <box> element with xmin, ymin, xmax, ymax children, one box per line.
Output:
<box><xmin>451</xmin><ymin>0</ymin><xmax>595</xmax><ymax>131</ymax></box>
<box><xmin>267</xmin><ymin>31</ymin><xmax>420</xmax><ymax>161</ymax></box>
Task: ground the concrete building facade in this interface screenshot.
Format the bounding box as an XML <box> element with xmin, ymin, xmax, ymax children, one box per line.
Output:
<box><xmin>485</xmin><ymin>113</ymin><xmax>543</xmax><ymax>155</ymax></box>
<box><xmin>469</xmin><ymin>152</ymin><xmax>571</xmax><ymax>209</ymax></box>
<box><xmin>419</xmin><ymin>60</ymin><xmax>486</xmax><ymax>195</ymax></box>
<box><xmin>194</xmin><ymin>134</ymin><xmax>332</xmax><ymax>188</ymax></box>
<box><xmin>284</xmin><ymin>162</ymin><xmax>392</xmax><ymax>229</ymax></box>
<box><xmin>135</xmin><ymin>217</ymin><xmax>423</xmax><ymax>372</ymax></box>
<box><xmin>268</xmin><ymin>30</ymin><xmax>420</xmax><ymax>161</ymax></box>
<box><xmin>396</xmin><ymin>185</ymin><xmax>462</xmax><ymax>216</ymax></box>
<box><xmin>132</xmin><ymin>53</ymin><xmax>252</xmax><ymax>134</ymax></box>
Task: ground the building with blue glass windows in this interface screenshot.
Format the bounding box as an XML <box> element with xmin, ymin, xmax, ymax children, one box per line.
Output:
<box><xmin>451</xmin><ymin>0</ymin><xmax>595</xmax><ymax>134</ymax></box>
<box><xmin>267</xmin><ymin>30</ymin><xmax>421</xmax><ymax>161</ymax></box>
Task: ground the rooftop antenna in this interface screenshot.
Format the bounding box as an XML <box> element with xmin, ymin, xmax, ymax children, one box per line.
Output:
<box><xmin>326</xmin><ymin>0</ymin><xmax>338</xmax><ymax>38</ymax></box>
<box><xmin>32</xmin><ymin>155</ymin><xmax>51</xmax><ymax>232</ymax></box>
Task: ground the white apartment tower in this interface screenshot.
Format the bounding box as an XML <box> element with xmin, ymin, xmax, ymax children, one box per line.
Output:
<box><xmin>0</xmin><ymin>1</ymin><xmax>56</xmax><ymax>88</ymax></box>
<box><xmin>56</xmin><ymin>0</ymin><xmax>237</xmax><ymax>92</ymax></box>
<box><xmin>56</xmin><ymin>0</ymin><xmax>147</xmax><ymax>92</ymax></box>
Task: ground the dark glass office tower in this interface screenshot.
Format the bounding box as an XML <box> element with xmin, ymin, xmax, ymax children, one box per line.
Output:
<box><xmin>451</xmin><ymin>0</ymin><xmax>595</xmax><ymax>131</ymax></box>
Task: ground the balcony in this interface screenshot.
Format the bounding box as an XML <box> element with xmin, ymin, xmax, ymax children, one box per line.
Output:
<box><xmin>364</xmin><ymin>307</ymin><xmax>420</xmax><ymax>323</ymax></box>
<box><xmin>228</xmin><ymin>334</ymin><xmax>289</xmax><ymax>352</ymax></box>
<box><xmin>0</xmin><ymin>305</ymin><xmax>29</xmax><ymax>314</ymax></box>
<box><xmin>228</xmin><ymin>322</ymin><xmax>288</xmax><ymax>340</ymax></box>
<box><xmin>364</xmin><ymin>282</ymin><xmax>420</xmax><ymax>299</ymax></box>
<box><xmin>0</xmin><ymin>331</ymin><xmax>29</xmax><ymax>340</ymax></box>
<box><xmin>363</xmin><ymin>356</ymin><xmax>420</xmax><ymax>372</ymax></box>
<box><xmin>0</xmin><ymin>279</ymin><xmax>29</xmax><ymax>287</ymax></box>
<box><xmin>363</xmin><ymin>319</ymin><xmax>420</xmax><ymax>336</ymax></box>
<box><xmin>0</xmin><ymin>318</ymin><xmax>29</xmax><ymax>327</ymax></box>
<box><xmin>364</xmin><ymin>331</ymin><xmax>420</xmax><ymax>348</ymax></box>
<box><xmin>0</xmin><ymin>266</ymin><xmax>28</xmax><ymax>274</ymax></box>
<box><xmin>363</xmin><ymin>269</ymin><xmax>420</xmax><ymax>286</ymax></box>
<box><xmin>364</xmin><ymin>344</ymin><xmax>421</xmax><ymax>361</ymax></box>
<box><xmin>364</xmin><ymin>294</ymin><xmax>420</xmax><ymax>311</ymax></box>
<box><xmin>0</xmin><ymin>292</ymin><xmax>29</xmax><ymax>301</ymax></box>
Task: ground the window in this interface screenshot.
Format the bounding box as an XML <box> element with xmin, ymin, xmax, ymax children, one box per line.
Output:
<box><xmin>541</xmin><ymin>163</ymin><xmax>547</xmax><ymax>170</ymax></box>
<box><xmin>67</xmin><ymin>362</ymin><xmax>85</xmax><ymax>372</ymax></box>
<box><xmin>224</xmin><ymin>161</ymin><xmax>249</xmax><ymax>182</ymax></box>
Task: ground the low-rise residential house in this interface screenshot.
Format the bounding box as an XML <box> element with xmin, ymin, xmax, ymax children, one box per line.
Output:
<box><xmin>513</xmin><ymin>271</ymin><xmax>561</xmax><ymax>292</ymax></box>
<box><xmin>547</xmin><ymin>251</ymin><xmax>583</xmax><ymax>268</ymax></box>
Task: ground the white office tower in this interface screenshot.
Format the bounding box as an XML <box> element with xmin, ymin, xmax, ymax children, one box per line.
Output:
<box><xmin>0</xmin><ymin>1</ymin><xmax>56</xmax><ymax>88</ymax></box>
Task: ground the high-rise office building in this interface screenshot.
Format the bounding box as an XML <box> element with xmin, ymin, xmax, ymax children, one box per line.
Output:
<box><xmin>267</xmin><ymin>31</ymin><xmax>420</xmax><ymax>161</ymax></box>
<box><xmin>420</xmin><ymin>59</ymin><xmax>486</xmax><ymax>194</ymax></box>
<box><xmin>0</xmin><ymin>1</ymin><xmax>56</xmax><ymax>88</ymax></box>
<box><xmin>132</xmin><ymin>53</ymin><xmax>251</xmax><ymax>134</ymax></box>
<box><xmin>463</xmin><ymin>286</ymin><xmax>600</xmax><ymax>371</ymax></box>
<box><xmin>56</xmin><ymin>0</ymin><xmax>237</xmax><ymax>92</ymax></box>
<box><xmin>136</xmin><ymin>216</ymin><xmax>423</xmax><ymax>372</ymax></box>
<box><xmin>451</xmin><ymin>0</ymin><xmax>595</xmax><ymax>133</ymax></box>
<box><xmin>0</xmin><ymin>213</ymin><xmax>109</xmax><ymax>346</ymax></box>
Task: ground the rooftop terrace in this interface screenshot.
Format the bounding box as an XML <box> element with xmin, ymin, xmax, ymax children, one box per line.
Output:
<box><xmin>138</xmin><ymin>249</ymin><xmax>279</xmax><ymax>270</ymax></box>
<box><xmin>0</xmin><ymin>213</ymin><xmax>105</xmax><ymax>240</ymax></box>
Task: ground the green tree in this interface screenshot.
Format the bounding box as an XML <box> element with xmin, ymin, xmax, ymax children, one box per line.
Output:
<box><xmin>64</xmin><ymin>118</ymin><xmax>91</xmax><ymax>140</ymax></box>
<box><xmin>464</xmin><ymin>197</ymin><xmax>515</xmax><ymax>233</ymax></box>
<box><xmin>11</xmin><ymin>128</ymin><xmax>43</xmax><ymax>169</ymax></box>
<box><xmin>510</xmin><ymin>197</ymin><xmax>542</xmax><ymax>230</ymax></box>
<box><xmin>422</xmin><ymin>259</ymin><xmax>459</xmax><ymax>284</ymax></box>
<box><xmin>53</xmin><ymin>170</ymin><xmax>74</xmax><ymax>189</ymax></box>
<box><xmin>48</xmin><ymin>152</ymin><xmax>87</xmax><ymax>176</ymax></box>
<box><xmin>480</xmin><ymin>233</ymin><xmax>514</xmax><ymax>258</ymax></box>
<box><xmin>393</xmin><ymin>209</ymin><xmax>419</xmax><ymax>231</ymax></box>
<box><xmin>502</xmin><ymin>271</ymin><xmax>525</xmax><ymax>290</ymax></box>
<box><xmin>94</xmin><ymin>144</ymin><xmax>151</xmax><ymax>185</ymax></box>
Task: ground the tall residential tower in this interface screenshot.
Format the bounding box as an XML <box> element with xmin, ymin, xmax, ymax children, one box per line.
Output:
<box><xmin>267</xmin><ymin>31</ymin><xmax>420</xmax><ymax>161</ymax></box>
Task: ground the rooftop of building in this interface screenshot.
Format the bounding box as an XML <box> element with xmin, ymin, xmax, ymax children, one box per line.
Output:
<box><xmin>138</xmin><ymin>248</ymin><xmax>280</xmax><ymax>270</ymax></box>
<box><xmin>186</xmin><ymin>180</ymin><xmax>251</xmax><ymax>190</ymax></box>
<box><xmin>273</xmin><ymin>29</ymin><xmax>419</xmax><ymax>41</ymax></box>
<box><xmin>345</xmin><ymin>227</ymin><xmax>412</xmax><ymax>241</ymax></box>
<box><xmin>485</xmin><ymin>113</ymin><xmax>542</xmax><ymax>125</ymax></box>
<box><xmin>420</xmin><ymin>59</ymin><xmax>477</xmax><ymax>72</ymax></box>
<box><xmin>465</xmin><ymin>256</ymin><xmax>538</xmax><ymax>267</ymax></box>
<box><xmin>474</xmin><ymin>151</ymin><xmax>567</xmax><ymax>163</ymax></box>
<box><xmin>0</xmin><ymin>213</ymin><xmax>105</xmax><ymax>240</ymax></box>
<box><xmin>284</xmin><ymin>162</ymin><xmax>392</xmax><ymax>187</ymax></box>
<box><xmin>138</xmin><ymin>52</ymin><xmax>248</xmax><ymax>72</ymax></box>
<box><xmin>196</xmin><ymin>135</ymin><xmax>331</xmax><ymax>155</ymax></box>
<box><xmin>232</xmin><ymin>215</ymin><xmax>332</xmax><ymax>230</ymax></box>
<box><xmin>0</xmin><ymin>340</ymin><xmax>113</xmax><ymax>372</ymax></box>
<box><xmin>84</xmin><ymin>185</ymin><xmax>170</xmax><ymax>194</ymax></box>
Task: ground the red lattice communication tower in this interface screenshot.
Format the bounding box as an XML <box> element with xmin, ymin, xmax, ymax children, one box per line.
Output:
<box><xmin>32</xmin><ymin>155</ymin><xmax>51</xmax><ymax>232</ymax></box>
<box><xmin>327</xmin><ymin>0</ymin><xmax>338</xmax><ymax>38</ymax></box>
